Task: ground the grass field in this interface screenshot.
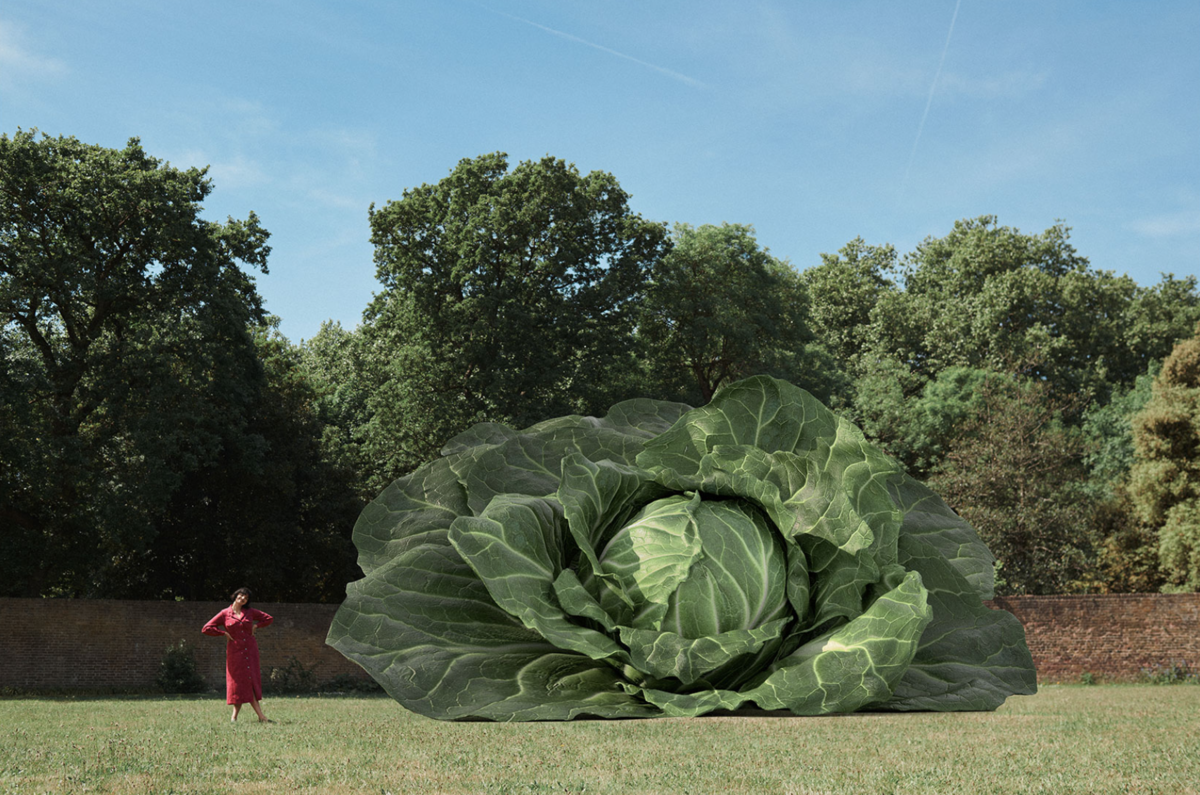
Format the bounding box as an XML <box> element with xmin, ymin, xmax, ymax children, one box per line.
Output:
<box><xmin>2</xmin><ymin>685</ymin><xmax>1198</xmax><ymax>794</ymax></box>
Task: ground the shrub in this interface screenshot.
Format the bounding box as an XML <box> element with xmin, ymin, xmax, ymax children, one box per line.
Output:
<box><xmin>1139</xmin><ymin>661</ymin><xmax>1198</xmax><ymax>685</ymax></box>
<box><xmin>268</xmin><ymin>656</ymin><xmax>319</xmax><ymax>694</ymax></box>
<box><xmin>156</xmin><ymin>640</ymin><xmax>208</xmax><ymax>694</ymax></box>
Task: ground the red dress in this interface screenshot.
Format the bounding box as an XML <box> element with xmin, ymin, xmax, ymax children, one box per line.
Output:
<box><xmin>202</xmin><ymin>607</ymin><xmax>273</xmax><ymax>704</ymax></box>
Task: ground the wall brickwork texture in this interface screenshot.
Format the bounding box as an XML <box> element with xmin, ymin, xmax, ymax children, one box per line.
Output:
<box><xmin>985</xmin><ymin>594</ymin><xmax>1200</xmax><ymax>682</ymax></box>
<box><xmin>0</xmin><ymin>598</ymin><xmax>370</xmax><ymax>692</ymax></box>
<box><xmin>2</xmin><ymin>594</ymin><xmax>1198</xmax><ymax>691</ymax></box>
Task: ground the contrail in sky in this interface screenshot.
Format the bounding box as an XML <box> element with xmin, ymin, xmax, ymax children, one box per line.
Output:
<box><xmin>903</xmin><ymin>0</ymin><xmax>962</xmax><ymax>190</ymax></box>
<box><xmin>490</xmin><ymin>9</ymin><xmax>706</xmax><ymax>89</ymax></box>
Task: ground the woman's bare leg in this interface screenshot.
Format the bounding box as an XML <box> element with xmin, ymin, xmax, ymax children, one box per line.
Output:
<box><xmin>248</xmin><ymin>694</ymin><xmax>269</xmax><ymax>722</ymax></box>
<box><xmin>230</xmin><ymin>703</ymin><xmax>241</xmax><ymax>722</ymax></box>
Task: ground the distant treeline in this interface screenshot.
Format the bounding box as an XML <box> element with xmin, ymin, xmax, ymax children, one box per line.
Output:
<box><xmin>3</xmin><ymin>131</ymin><xmax>1198</xmax><ymax>600</ymax></box>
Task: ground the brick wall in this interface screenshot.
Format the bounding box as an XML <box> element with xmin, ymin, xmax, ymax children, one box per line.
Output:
<box><xmin>2</xmin><ymin>595</ymin><xmax>1198</xmax><ymax>691</ymax></box>
<box><xmin>986</xmin><ymin>593</ymin><xmax>1200</xmax><ymax>683</ymax></box>
<box><xmin>0</xmin><ymin>598</ymin><xmax>371</xmax><ymax>692</ymax></box>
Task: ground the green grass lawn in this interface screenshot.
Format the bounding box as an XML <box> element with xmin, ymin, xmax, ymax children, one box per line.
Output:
<box><xmin>2</xmin><ymin>685</ymin><xmax>1197</xmax><ymax>794</ymax></box>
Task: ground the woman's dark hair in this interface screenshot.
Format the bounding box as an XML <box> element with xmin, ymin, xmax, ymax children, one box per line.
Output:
<box><xmin>231</xmin><ymin>587</ymin><xmax>253</xmax><ymax>608</ymax></box>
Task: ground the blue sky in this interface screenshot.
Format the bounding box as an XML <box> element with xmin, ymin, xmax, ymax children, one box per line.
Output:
<box><xmin>3</xmin><ymin>1</ymin><xmax>1197</xmax><ymax>343</ymax></box>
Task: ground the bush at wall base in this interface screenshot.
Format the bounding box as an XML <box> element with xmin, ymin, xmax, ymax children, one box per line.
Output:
<box><xmin>156</xmin><ymin>640</ymin><xmax>209</xmax><ymax>694</ymax></box>
<box><xmin>268</xmin><ymin>656</ymin><xmax>319</xmax><ymax>694</ymax></box>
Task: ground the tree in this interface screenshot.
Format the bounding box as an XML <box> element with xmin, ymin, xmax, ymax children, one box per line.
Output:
<box><xmin>927</xmin><ymin>378</ymin><xmax>1096</xmax><ymax>595</ymax></box>
<box><xmin>362</xmin><ymin>153</ymin><xmax>669</xmax><ymax>481</ymax></box>
<box><xmin>854</xmin><ymin>365</ymin><xmax>1011</xmax><ymax>479</ymax></box>
<box><xmin>1129</xmin><ymin>322</ymin><xmax>1200</xmax><ymax>591</ymax></box>
<box><xmin>299</xmin><ymin>320</ymin><xmax>380</xmax><ymax>500</ymax></box>
<box><xmin>1122</xmin><ymin>274</ymin><xmax>1200</xmax><ymax>379</ymax></box>
<box><xmin>801</xmin><ymin>237</ymin><xmax>898</xmax><ymax>367</ymax></box>
<box><xmin>1</xmin><ymin>130</ymin><xmax>271</xmax><ymax>596</ymax></box>
<box><xmin>143</xmin><ymin>323</ymin><xmax>362</xmax><ymax>602</ymax></box>
<box><xmin>863</xmin><ymin>216</ymin><xmax>1198</xmax><ymax>402</ymax></box>
<box><xmin>1081</xmin><ymin>364</ymin><xmax>1159</xmax><ymax>498</ymax></box>
<box><xmin>638</xmin><ymin>222</ymin><xmax>831</xmax><ymax>405</ymax></box>
<box><xmin>1067</xmin><ymin>364</ymin><xmax>1166</xmax><ymax>593</ymax></box>
<box><xmin>831</xmin><ymin>216</ymin><xmax>1199</xmax><ymax>494</ymax></box>
<box><xmin>1085</xmin><ymin>487</ymin><xmax>1167</xmax><ymax>594</ymax></box>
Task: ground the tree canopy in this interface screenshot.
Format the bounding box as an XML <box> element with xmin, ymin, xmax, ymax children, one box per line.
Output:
<box><xmin>861</xmin><ymin>217</ymin><xmax>1196</xmax><ymax>398</ymax></box>
<box><xmin>360</xmin><ymin>152</ymin><xmax>670</xmax><ymax>481</ymax></box>
<box><xmin>1</xmin><ymin>131</ymin><xmax>356</xmax><ymax>598</ymax></box>
<box><xmin>801</xmin><ymin>236</ymin><xmax>898</xmax><ymax>368</ymax></box>
<box><xmin>5</xmin><ymin>135</ymin><xmax>1199</xmax><ymax>599</ymax></box>
<box><xmin>801</xmin><ymin>216</ymin><xmax>1199</xmax><ymax>593</ymax></box>
<box><xmin>1129</xmin><ymin>323</ymin><xmax>1200</xmax><ymax>591</ymax></box>
<box><xmin>927</xmin><ymin>378</ymin><xmax>1095</xmax><ymax>595</ymax></box>
<box><xmin>638</xmin><ymin>222</ymin><xmax>828</xmax><ymax>404</ymax></box>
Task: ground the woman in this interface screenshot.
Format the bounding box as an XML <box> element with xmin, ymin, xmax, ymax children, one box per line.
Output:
<box><xmin>202</xmin><ymin>587</ymin><xmax>273</xmax><ymax>722</ymax></box>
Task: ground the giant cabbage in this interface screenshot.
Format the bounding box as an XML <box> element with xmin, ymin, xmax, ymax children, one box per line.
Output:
<box><xmin>328</xmin><ymin>376</ymin><xmax>1036</xmax><ymax>719</ymax></box>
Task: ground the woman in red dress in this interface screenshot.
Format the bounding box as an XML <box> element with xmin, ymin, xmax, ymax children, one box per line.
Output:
<box><xmin>202</xmin><ymin>587</ymin><xmax>273</xmax><ymax>722</ymax></box>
